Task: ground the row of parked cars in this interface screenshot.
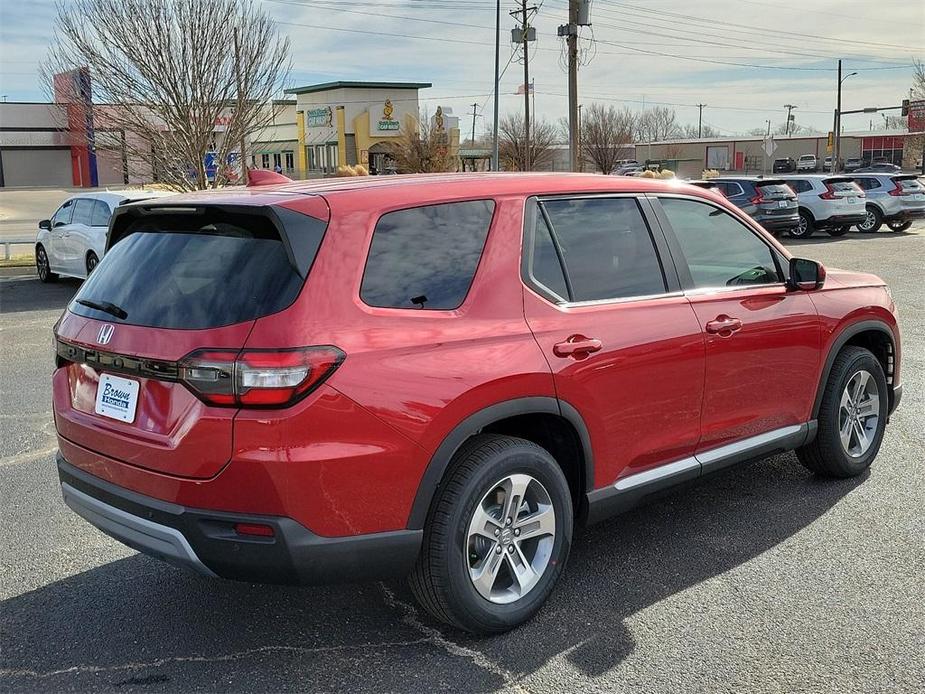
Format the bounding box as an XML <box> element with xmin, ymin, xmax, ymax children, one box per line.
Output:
<box><xmin>772</xmin><ymin>155</ymin><xmax>904</xmax><ymax>174</ymax></box>
<box><xmin>693</xmin><ymin>172</ymin><xmax>925</xmax><ymax>239</ymax></box>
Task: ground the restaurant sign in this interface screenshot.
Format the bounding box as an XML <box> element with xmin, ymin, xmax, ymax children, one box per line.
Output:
<box><xmin>376</xmin><ymin>99</ymin><xmax>400</xmax><ymax>132</ymax></box>
<box><xmin>307</xmin><ymin>106</ymin><xmax>333</xmax><ymax>128</ymax></box>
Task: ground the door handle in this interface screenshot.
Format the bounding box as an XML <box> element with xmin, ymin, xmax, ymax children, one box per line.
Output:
<box><xmin>705</xmin><ymin>316</ymin><xmax>743</xmax><ymax>335</ymax></box>
<box><xmin>553</xmin><ymin>335</ymin><xmax>603</xmax><ymax>358</ymax></box>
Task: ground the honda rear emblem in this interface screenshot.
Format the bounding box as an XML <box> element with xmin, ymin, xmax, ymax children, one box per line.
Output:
<box><xmin>97</xmin><ymin>324</ymin><xmax>115</xmax><ymax>345</ymax></box>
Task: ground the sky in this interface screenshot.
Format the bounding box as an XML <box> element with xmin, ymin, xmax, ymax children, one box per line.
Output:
<box><xmin>1</xmin><ymin>0</ymin><xmax>923</xmax><ymax>137</ymax></box>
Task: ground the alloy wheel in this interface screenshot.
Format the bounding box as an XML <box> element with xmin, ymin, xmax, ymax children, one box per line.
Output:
<box><xmin>839</xmin><ymin>369</ymin><xmax>880</xmax><ymax>458</ymax></box>
<box><xmin>36</xmin><ymin>247</ymin><xmax>48</xmax><ymax>281</ymax></box>
<box><xmin>858</xmin><ymin>210</ymin><xmax>876</xmax><ymax>232</ymax></box>
<box><xmin>466</xmin><ymin>473</ymin><xmax>556</xmax><ymax>604</ymax></box>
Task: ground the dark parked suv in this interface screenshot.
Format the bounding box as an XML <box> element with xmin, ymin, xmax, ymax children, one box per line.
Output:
<box><xmin>711</xmin><ymin>177</ymin><xmax>800</xmax><ymax>235</ymax></box>
<box><xmin>54</xmin><ymin>173</ymin><xmax>902</xmax><ymax>633</ymax></box>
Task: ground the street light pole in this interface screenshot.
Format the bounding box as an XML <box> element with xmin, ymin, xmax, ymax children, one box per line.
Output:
<box><xmin>835</xmin><ymin>61</ymin><xmax>858</xmax><ymax>173</ymax></box>
<box><xmin>492</xmin><ymin>0</ymin><xmax>500</xmax><ymax>171</ymax></box>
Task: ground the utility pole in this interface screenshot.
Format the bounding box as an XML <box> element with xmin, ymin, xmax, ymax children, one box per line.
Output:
<box><xmin>518</xmin><ymin>1</ymin><xmax>532</xmax><ymax>170</ymax></box>
<box><xmin>697</xmin><ymin>103</ymin><xmax>706</xmax><ymax>138</ymax></box>
<box><xmin>567</xmin><ymin>1</ymin><xmax>579</xmax><ymax>171</ymax></box>
<box><xmin>835</xmin><ymin>59</ymin><xmax>842</xmax><ymax>174</ymax></box>
<box><xmin>233</xmin><ymin>27</ymin><xmax>248</xmax><ymax>183</ymax></box>
<box><xmin>468</xmin><ymin>102</ymin><xmax>480</xmax><ymax>145</ymax></box>
<box><xmin>784</xmin><ymin>104</ymin><xmax>797</xmax><ymax>136</ymax></box>
<box><xmin>492</xmin><ymin>0</ymin><xmax>500</xmax><ymax>171</ymax></box>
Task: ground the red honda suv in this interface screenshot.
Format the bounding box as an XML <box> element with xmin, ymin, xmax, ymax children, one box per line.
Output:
<box><xmin>53</xmin><ymin>173</ymin><xmax>902</xmax><ymax>633</ymax></box>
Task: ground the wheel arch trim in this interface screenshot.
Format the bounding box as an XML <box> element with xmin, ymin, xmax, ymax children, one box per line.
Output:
<box><xmin>812</xmin><ymin>319</ymin><xmax>897</xmax><ymax>419</ymax></box>
<box><xmin>406</xmin><ymin>396</ymin><xmax>594</xmax><ymax>530</ymax></box>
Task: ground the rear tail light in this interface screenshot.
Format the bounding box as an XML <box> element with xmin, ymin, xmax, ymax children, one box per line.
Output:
<box><xmin>888</xmin><ymin>182</ymin><xmax>904</xmax><ymax>197</ymax></box>
<box><xmin>819</xmin><ymin>184</ymin><xmax>837</xmax><ymax>200</ymax></box>
<box><xmin>179</xmin><ymin>346</ymin><xmax>344</xmax><ymax>408</ymax></box>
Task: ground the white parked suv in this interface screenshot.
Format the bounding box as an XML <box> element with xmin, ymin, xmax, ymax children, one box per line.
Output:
<box><xmin>777</xmin><ymin>175</ymin><xmax>866</xmax><ymax>238</ymax></box>
<box><xmin>35</xmin><ymin>190</ymin><xmax>172</xmax><ymax>282</ymax></box>
<box><xmin>796</xmin><ymin>154</ymin><xmax>818</xmax><ymax>172</ymax></box>
<box><xmin>852</xmin><ymin>173</ymin><xmax>925</xmax><ymax>232</ymax></box>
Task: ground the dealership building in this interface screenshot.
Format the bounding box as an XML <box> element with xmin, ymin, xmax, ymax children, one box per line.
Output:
<box><xmin>634</xmin><ymin>130</ymin><xmax>922</xmax><ymax>179</ymax></box>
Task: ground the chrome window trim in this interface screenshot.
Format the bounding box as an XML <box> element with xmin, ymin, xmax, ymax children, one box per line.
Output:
<box><xmin>683</xmin><ymin>282</ymin><xmax>786</xmax><ymax>297</ymax></box>
<box><xmin>561</xmin><ymin>290</ymin><xmax>685</xmax><ymax>309</ymax></box>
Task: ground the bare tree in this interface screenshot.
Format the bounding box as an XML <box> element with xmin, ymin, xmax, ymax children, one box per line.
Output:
<box><xmin>636</xmin><ymin>106</ymin><xmax>680</xmax><ymax>142</ymax></box>
<box><xmin>580</xmin><ymin>103</ymin><xmax>636</xmax><ymax>173</ymax></box>
<box><xmin>42</xmin><ymin>0</ymin><xmax>289</xmax><ymax>190</ymax></box>
<box><xmin>681</xmin><ymin>123</ymin><xmax>720</xmax><ymax>139</ymax></box>
<box><xmin>499</xmin><ymin>113</ymin><xmax>556</xmax><ymax>170</ymax></box>
<box><xmin>912</xmin><ymin>58</ymin><xmax>925</xmax><ymax>99</ymax></box>
<box><xmin>387</xmin><ymin>110</ymin><xmax>456</xmax><ymax>173</ymax></box>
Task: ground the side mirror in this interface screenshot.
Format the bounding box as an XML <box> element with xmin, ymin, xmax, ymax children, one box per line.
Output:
<box><xmin>788</xmin><ymin>257</ymin><xmax>826</xmax><ymax>291</ymax></box>
<box><xmin>38</xmin><ymin>219</ymin><xmax>51</xmax><ymax>231</ymax></box>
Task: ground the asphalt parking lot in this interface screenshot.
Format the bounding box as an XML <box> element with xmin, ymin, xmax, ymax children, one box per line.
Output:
<box><xmin>1</xmin><ymin>224</ymin><xmax>923</xmax><ymax>693</ymax></box>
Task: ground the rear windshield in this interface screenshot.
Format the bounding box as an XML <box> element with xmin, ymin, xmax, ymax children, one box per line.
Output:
<box><xmin>828</xmin><ymin>180</ymin><xmax>861</xmax><ymax>193</ymax></box>
<box><xmin>896</xmin><ymin>177</ymin><xmax>924</xmax><ymax>191</ymax></box>
<box><xmin>69</xmin><ymin>206</ymin><xmax>325</xmax><ymax>329</ymax></box>
<box><xmin>756</xmin><ymin>183</ymin><xmax>793</xmax><ymax>198</ymax></box>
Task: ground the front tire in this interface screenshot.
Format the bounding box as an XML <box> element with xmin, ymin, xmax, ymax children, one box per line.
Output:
<box><xmin>886</xmin><ymin>220</ymin><xmax>912</xmax><ymax>232</ymax></box>
<box><xmin>796</xmin><ymin>346</ymin><xmax>888</xmax><ymax>478</ymax></box>
<box><xmin>857</xmin><ymin>206</ymin><xmax>882</xmax><ymax>233</ymax></box>
<box><xmin>789</xmin><ymin>210</ymin><xmax>814</xmax><ymax>238</ymax></box>
<box><xmin>409</xmin><ymin>435</ymin><xmax>573</xmax><ymax>634</ymax></box>
<box><xmin>35</xmin><ymin>244</ymin><xmax>58</xmax><ymax>283</ymax></box>
<box><xmin>86</xmin><ymin>251</ymin><xmax>99</xmax><ymax>276</ymax></box>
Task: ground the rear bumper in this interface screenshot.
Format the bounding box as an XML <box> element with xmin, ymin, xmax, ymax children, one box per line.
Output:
<box><xmin>885</xmin><ymin>208</ymin><xmax>925</xmax><ymax>222</ymax></box>
<box><xmin>759</xmin><ymin>216</ymin><xmax>799</xmax><ymax>231</ymax></box>
<box><xmin>817</xmin><ymin>212</ymin><xmax>867</xmax><ymax>226</ymax></box>
<box><xmin>58</xmin><ymin>455</ymin><xmax>422</xmax><ymax>585</ymax></box>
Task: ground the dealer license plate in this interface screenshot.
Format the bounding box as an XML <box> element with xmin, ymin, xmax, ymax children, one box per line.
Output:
<box><xmin>94</xmin><ymin>373</ymin><xmax>139</xmax><ymax>423</ymax></box>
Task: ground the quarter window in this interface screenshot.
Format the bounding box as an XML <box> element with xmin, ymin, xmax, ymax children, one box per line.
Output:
<box><xmin>536</xmin><ymin>197</ymin><xmax>666</xmax><ymax>302</ymax></box>
<box><xmin>659</xmin><ymin>198</ymin><xmax>781</xmax><ymax>288</ymax></box>
<box><xmin>361</xmin><ymin>200</ymin><xmax>495</xmax><ymax>310</ymax></box>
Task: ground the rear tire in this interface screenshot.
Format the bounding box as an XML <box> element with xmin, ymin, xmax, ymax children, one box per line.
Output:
<box><xmin>789</xmin><ymin>211</ymin><xmax>814</xmax><ymax>238</ymax></box>
<box><xmin>886</xmin><ymin>220</ymin><xmax>912</xmax><ymax>232</ymax></box>
<box><xmin>826</xmin><ymin>226</ymin><xmax>850</xmax><ymax>237</ymax></box>
<box><xmin>857</xmin><ymin>206</ymin><xmax>882</xmax><ymax>233</ymax></box>
<box><xmin>796</xmin><ymin>346</ymin><xmax>888</xmax><ymax>478</ymax></box>
<box><xmin>409</xmin><ymin>434</ymin><xmax>573</xmax><ymax>634</ymax></box>
<box><xmin>35</xmin><ymin>245</ymin><xmax>57</xmax><ymax>283</ymax></box>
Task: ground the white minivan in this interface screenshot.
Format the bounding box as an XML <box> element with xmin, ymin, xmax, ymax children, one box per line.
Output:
<box><xmin>36</xmin><ymin>190</ymin><xmax>172</xmax><ymax>282</ymax></box>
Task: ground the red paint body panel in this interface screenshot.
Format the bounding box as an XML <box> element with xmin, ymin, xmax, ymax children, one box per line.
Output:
<box><xmin>51</xmin><ymin>173</ymin><xmax>902</xmax><ymax>540</ymax></box>
<box><xmin>523</xmin><ymin>289</ymin><xmax>705</xmax><ymax>487</ymax></box>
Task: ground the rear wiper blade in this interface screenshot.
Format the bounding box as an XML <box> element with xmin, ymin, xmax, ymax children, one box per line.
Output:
<box><xmin>76</xmin><ymin>298</ymin><xmax>128</xmax><ymax>320</ymax></box>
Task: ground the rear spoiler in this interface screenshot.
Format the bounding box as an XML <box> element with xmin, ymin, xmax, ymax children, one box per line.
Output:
<box><xmin>247</xmin><ymin>169</ymin><xmax>293</xmax><ymax>187</ymax></box>
<box><xmin>754</xmin><ymin>178</ymin><xmax>786</xmax><ymax>187</ymax></box>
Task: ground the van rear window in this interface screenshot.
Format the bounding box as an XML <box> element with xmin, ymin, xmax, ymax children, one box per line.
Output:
<box><xmin>69</xmin><ymin>206</ymin><xmax>325</xmax><ymax>329</ymax></box>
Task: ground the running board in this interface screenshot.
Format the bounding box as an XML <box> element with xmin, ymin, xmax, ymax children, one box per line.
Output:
<box><xmin>584</xmin><ymin>422</ymin><xmax>816</xmax><ymax>525</ymax></box>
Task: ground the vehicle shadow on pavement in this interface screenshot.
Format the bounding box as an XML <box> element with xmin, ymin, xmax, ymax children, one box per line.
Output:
<box><xmin>0</xmin><ymin>453</ymin><xmax>865</xmax><ymax>692</ymax></box>
<box><xmin>0</xmin><ymin>277</ymin><xmax>81</xmax><ymax>315</ymax></box>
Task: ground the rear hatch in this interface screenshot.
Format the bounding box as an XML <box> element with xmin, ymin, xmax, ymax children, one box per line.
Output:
<box><xmin>890</xmin><ymin>175</ymin><xmax>925</xmax><ymax>212</ymax></box>
<box><xmin>821</xmin><ymin>176</ymin><xmax>865</xmax><ymax>212</ymax></box>
<box><xmin>54</xmin><ymin>200</ymin><xmax>328</xmax><ymax>478</ymax></box>
<box><xmin>753</xmin><ymin>180</ymin><xmax>798</xmax><ymax>217</ymax></box>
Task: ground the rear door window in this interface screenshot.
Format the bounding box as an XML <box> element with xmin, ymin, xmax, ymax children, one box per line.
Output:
<box><xmin>91</xmin><ymin>200</ymin><xmax>111</xmax><ymax>226</ymax></box>
<box><xmin>360</xmin><ymin>200</ymin><xmax>495</xmax><ymax>310</ymax></box>
<box><xmin>70</xmin><ymin>206</ymin><xmax>326</xmax><ymax>329</ymax></box>
<box><xmin>536</xmin><ymin>197</ymin><xmax>667</xmax><ymax>302</ymax></box>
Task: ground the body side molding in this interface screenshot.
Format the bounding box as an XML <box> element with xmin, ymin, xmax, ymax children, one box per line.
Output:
<box><xmin>584</xmin><ymin>422</ymin><xmax>815</xmax><ymax>525</ymax></box>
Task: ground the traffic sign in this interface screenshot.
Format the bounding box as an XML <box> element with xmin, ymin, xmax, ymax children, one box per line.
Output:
<box><xmin>763</xmin><ymin>135</ymin><xmax>777</xmax><ymax>157</ymax></box>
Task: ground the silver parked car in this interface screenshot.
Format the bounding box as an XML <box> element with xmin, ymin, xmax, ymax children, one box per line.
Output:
<box><xmin>851</xmin><ymin>174</ymin><xmax>925</xmax><ymax>232</ymax></box>
<box><xmin>778</xmin><ymin>175</ymin><xmax>866</xmax><ymax>238</ymax></box>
